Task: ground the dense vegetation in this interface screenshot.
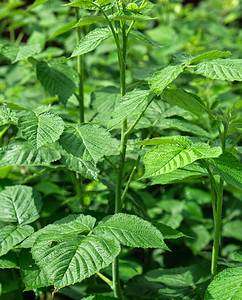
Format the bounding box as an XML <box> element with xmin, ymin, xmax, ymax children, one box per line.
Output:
<box><xmin>0</xmin><ymin>0</ymin><xmax>241</xmax><ymax>299</ymax></box>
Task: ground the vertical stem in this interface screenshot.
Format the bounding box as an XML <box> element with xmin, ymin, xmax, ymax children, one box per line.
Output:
<box><xmin>75</xmin><ymin>8</ymin><xmax>84</xmax><ymax>123</ymax></box>
<box><xmin>71</xmin><ymin>172</ymin><xmax>84</xmax><ymax>210</ymax></box>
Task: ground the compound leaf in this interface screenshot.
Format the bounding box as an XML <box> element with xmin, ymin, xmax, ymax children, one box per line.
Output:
<box><xmin>194</xmin><ymin>59</ymin><xmax>242</xmax><ymax>81</ymax></box>
<box><xmin>18</xmin><ymin>109</ymin><xmax>64</xmax><ymax>148</ymax></box>
<box><xmin>0</xmin><ymin>185</ymin><xmax>42</xmax><ymax>225</ymax></box>
<box><xmin>93</xmin><ymin>213</ymin><xmax>168</xmax><ymax>249</ymax></box>
<box><xmin>71</xmin><ymin>28</ymin><xmax>112</xmax><ymax>57</ymax></box>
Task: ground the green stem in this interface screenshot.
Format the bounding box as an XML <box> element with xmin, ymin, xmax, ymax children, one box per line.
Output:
<box><xmin>75</xmin><ymin>8</ymin><xmax>84</xmax><ymax>123</ymax></box>
<box><xmin>96</xmin><ymin>272</ymin><xmax>113</xmax><ymax>289</ymax></box>
<box><xmin>71</xmin><ymin>172</ymin><xmax>84</xmax><ymax>210</ymax></box>
<box><xmin>229</xmin><ymin>133</ymin><xmax>242</xmax><ymax>151</ymax></box>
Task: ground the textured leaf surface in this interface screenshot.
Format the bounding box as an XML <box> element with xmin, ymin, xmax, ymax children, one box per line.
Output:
<box><xmin>149</xmin><ymin>64</ymin><xmax>185</xmax><ymax>95</ymax></box>
<box><xmin>204</xmin><ymin>267</ymin><xmax>242</xmax><ymax>300</ymax></box>
<box><xmin>194</xmin><ymin>59</ymin><xmax>242</xmax><ymax>81</ymax></box>
<box><xmin>112</xmin><ymin>11</ymin><xmax>155</xmax><ymax>21</ymax></box>
<box><xmin>0</xmin><ymin>251</ymin><xmax>19</xmax><ymax>269</ymax></box>
<box><xmin>60</xmin><ymin>124</ymin><xmax>115</xmax><ymax>164</ymax></box>
<box><xmin>108</xmin><ymin>88</ymin><xmax>152</xmax><ymax>129</ymax></box>
<box><xmin>32</xmin><ymin>234</ymin><xmax>120</xmax><ymax>289</ymax></box>
<box><xmin>19</xmin><ymin>249</ymin><xmax>51</xmax><ymax>290</ymax></box>
<box><xmin>0</xmin><ymin>185</ymin><xmax>42</xmax><ymax>225</ymax></box>
<box><xmin>18</xmin><ymin>109</ymin><xmax>64</xmax><ymax>149</ymax></box>
<box><xmin>131</xmin><ymin>29</ymin><xmax>162</xmax><ymax>47</ymax></box>
<box><xmin>142</xmin><ymin>136</ymin><xmax>222</xmax><ymax>178</ymax></box>
<box><xmin>0</xmin><ymin>225</ymin><xmax>34</xmax><ymax>256</ymax></box>
<box><xmin>37</xmin><ymin>60</ymin><xmax>78</xmax><ymax>105</ymax></box>
<box><xmin>1</xmin><ymin>43</ymin><xmax>41</xmax><ymax>63</ymax></box>
<box><xmin>189</xmin><ymin>50</ymin><xmax>231</xmax><ymax>64</ymax></box>
<box><xmin>208</xmin><ymin>152</ymin><xmax>242</xmax><ymax>190</ymax></box>
<box><xmin>150</xmin><ymin>164</ymin><xmax>207</xmax><ymax>185</ymax></box>
<box><xmin>74</xmin><ymin>16</ymin><xmax>106</xmax><ymax>27</ymax></box>
<box><xmin>163</xmin><ymin>88</ymin><xmax>206</xmax><ymax>117</ymax></box>
<box><xmin>0</xmin><ymin>140</ymin><xmax>61</xmax><ymax>166</ymax></box>
<box><xmin>65</xmin><ymin>0</ymin><xmax>94</xmax><ymax>7</ymax></box>
<box><xmin>21</xmin><ymin>214</ymin><xmax>96</xmax><ymax>248</ymax></box>
<box><xmin>0</xmin><ymin>106</ymin><xmax>17</xmax><ymax>125</ymax></box>
<box><xmin>61</xmin><ymin>152</ymin><xmax>99</xmax><ymax>180</ymax></box>
<box><xmin>93</xmin><ymin>213</ymin><xmax>168</xmax><ymax>249</ymax></box>
<box><xmin>154</xmin><ymin>222</ymin><xmax>187</xmax><ymax>239</ymax></box>
<box><xmin>71</xmin><ymin>28</ymin><xmax>112</xmax><ymax>57</ymax></box>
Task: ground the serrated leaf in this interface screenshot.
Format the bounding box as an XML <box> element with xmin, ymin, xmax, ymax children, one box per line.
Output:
<box><xmin>142</xmin><ymin>137</ymin><xmax>222</xmax><ymax>178</ymax></box>
<box><xmin>204</xmin><ymin>267</ymin><xmax>242</xmax><ymax>300</ymax></box>
<box><xmin>0</xmin><ymin>185</ymin><xmax>42</xmax><ymax>225</ymax></box>
<box><xmin>21</xmin><ymin>214</ymin><xmax>96</xmax><ymax>248</ymax></box>
<box><xmin>130</xmin><ymin>29</ymin><xmax>162</xmax><ymax>47</ymax></box>
<box><xmin>37</xmin><ymin>60</ymin><xmax>78</xmax><ymax>105</ymax></box>
<box><xmin>149</xmin><ymin>64</ymin><xmax>185</xmax><ymax>95</ymax></box>
<box><xmin>0</xmin><ymin>225</ymin><xmax>34</xmax><ymax>256</ymax></box>
<box><xmin>32</xmin><ymin>233</ymin><xmax>120</xmax><ymax>289</ymax></box>
<box><xmin>136</xmin><ymin>135</ymin><xmax>192</xmax><ymax>146</ymax></box>
<box><xmin>150</xmin><ymin>164</ymin><xmax>208</xmax><ymax>185</ymax></box>
<box><xmin>60</xmin><ymin>124</ymin><xmax>115</xmax><ymax>165</ymax></box>
<box><xmin>18</xmin><ymin>110</ymin><xmax>64</xmax><ymax>148</ymax></box>
<box><xmin>0</xmin><ymin>106</ymin><xmax>17</xmax><ymax>125</ymax></box>
<box><xmin>189</xmin><ymin>50</ymin><xmax>231</xmax><ymax>64</ymax></box>
<box><xmin>0</xmin><ymin>251</ymin><xmax>19</xmax><ymax>269</ymax></box>
<box><xmin>163</xmin><ymin>88</ymin><xmax>206</xmax><ymax>117</ymax></box>
<box><xmin>1</xmin><ymin>43</ymin><xmax>41</xmax><ymax>63</ymax></box>
<box><xmin>208</xmin><ymin>152</ymin><xmax>242</xmax><ymax>190</ymax></box>
<box><xmin>61</xmin><ymin>151</ymin><xmax>99</xmax><ymax>180</ymax></box>
<box><xmin>112</xmin><ymin>11</ymin><xmax>155</xmax><ymax>22</ymax></box>
<box><xmin>0</xmin><ymin>140</ymin><xmax>61</xmax><ymax>166</ymax></box>
<box><xmin>194</xmin><ymin>59</ymin><xmax>242</xmax><ymax>81</ymax></box>
<box><xmin>108</xmin><ymin>88</ymin><xmax>152</xmax><ymax>129</ymax></box>
<box><xmin>234</xmin><ymin>251</ymin><xmax>242</xmax><ymax>262</ymax></box>
<box><xmin>93</xmin><ymin>213</ymin><xmax>168</xmax><ymax>249</ymax></box>
<box><xmin>71</xmin><ymin>28</ymin><xmax>112</xmax><ymax>58</ymax></box>
<box><xmin>19</xmin><ymin>249</ymin><xmax>51</xmax><ymax>290</ymax></box>
<box><xmin>27</xmin><ymin>0</ymin><xmax>50</xmax><ymax>10</ymax></box>
<box><xmin>153</xmin><ymin>222</ymin><xmax>187</xmax><ymax>239</ymax></box>
<box><xmin>74</xmin><ymin>16</ymin><xmax>106</xmax><ymax>27</ymax></box>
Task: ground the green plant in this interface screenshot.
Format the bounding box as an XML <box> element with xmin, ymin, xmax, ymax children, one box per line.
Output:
<box><xmin>0</xmin><ymin>0</ymin><xmax>241</xmax><ymax>299</ymax></box>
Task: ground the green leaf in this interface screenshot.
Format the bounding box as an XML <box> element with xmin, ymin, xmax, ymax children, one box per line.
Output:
<box><xmin>1</xmin><ymin>43</ymin><xmax>41</xmax><ymax>63</ymax></box>
<box><xmin>112</xmin><ymin>11</ymin><xmax>155</xmax><ymax>22</ymax></box>
<box><xmin>194</xmin><ymin>59</ymin><xmax>242</xmax><ymax>81</ymax></box>
<box><xmin>83</xmin><ymin>296</ymin><xmax>116</xmax><ymax>300</ymax></box>
<box><xmin>0</xmin><ymin>140</ymin><xmax>61</xmax><ymax>166</ymax></box>
<box><xmin>18</xmin><ymin>109</ymin><xmax>64</xmax><ymax>148</ymax></box>
<box><xmin>189</xmin><ymin>50</ymin><xmax>231</xmax><ymax>64</ymax></box>
<box><xmin>142</xmin><ymin>136</ymin><xmax>222</xmax><ymax>178</ymax></box>
<box><xmin>0</xmin><ymin>225</ymin><xmax>34</xmax><ymax>256</ymax></box>
<box><xmin>61</xmin><ymin>151</ymin><xmax>99</xmax><ymax>180</ymax></box>
<box><xmin>153</xmin><ymin>222</ymin><xmax>187</xmax><ymax>239</ymax></box>
<box><xmin>149</xmin><ymin>164</ymin><xmax>208</xmax><ymax>185</ymax></box>
<box><xmin>37</xmin><ymin>60</ymin><xmax>78</xmax><ymax>105</ymax></box>
<box><xmin>71</xmin><ymin>28</ymin><xmax>112</xmax><ymax>58</ymax></box>
<box><xmin>27</xmin><ymin>0</ymin><xmax>50</xmax><ymax>10</ymax></box>
<box><xmin>204</xmin><ymin>267</ymin><xmax>242</xmax><ymax>300</ymax></box>
<box><xmin>60</xmin><ymin>124</ymin><xmax>115</xmax><ymax>165</ymax></box>
<box><xmin>0</xmin><ymin>106</ymin><xmax>17</xmax><ymax>125</ymax></box>
<box><xmin>0</xmin><ymin>185</ymin><xmax>42</xmax><ymax>225</ymax></box>
<box><xmin>49</xmin><ymin>20</ymin><xmax>76</xmax><ymax>39</ymax></box>
<box><xmin>32</xmin><ymin>234</ymin><xmax>120</xmax><ymax>289</ymax></box>
<box><xmin>163</xmin><ymin>88</ymin><xmax>206</xmax><ymax>117</ymax></box>
<box><xmin>65</xmin><ymin>0</ymin><xmax>94</xmax><ymax>7</ymax></box>
<box><xmin>130</xmin><ymin>29</ymin><xmax>162</xmax><ymax>47</ymax></box>
<box><xmin>234</xmin><ymin>251</ymin><xmax>242</xmax><ymax>262</ymax></box>
<box><xmin>223</xmin><ymin>220</ymin><xmax>242</xmax><ymax>242</ymax></box>
<box><xmin>108</xmin><ymin>87</ymin><xmax>152</xmax><ymax>129</ymax></box>
<box><xmin>74</xmin><ymin>16</ymin><xmax>106</xmax><ymax>27</ymax></box>
<box><xmin>149</xmin><ymin>64</ymin><xmax>185</xmax><ymax>95</ymax></box>
<box><xmin>93</xmin><ymin>213</ymin><xmax>168</xmax><ymax>249</ymax></box>
<box><xmin>0</xmin><ymin>251</ymin><xmax>19</xmax><ymax>269</ymax></box>
<box><xmin>21</xmin><ymin>214</ymin><xmax>96</xmax><ymax>248</ymax></box>
<box><xmin>208</xmin><ymin>152</ymin><xmax>242</xmax><ymax>190</ymax></box>
<box><xmin>185</xmin><ymin>224</ymin><xmax>211</xmax><ymax>255</ymax></box>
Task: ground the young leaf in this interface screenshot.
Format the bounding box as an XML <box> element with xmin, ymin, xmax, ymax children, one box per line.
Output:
<box><xmin>149</xmin><ymin>64</ymin><xmax>185</xmax><ymax>95</ymax></box>
<box><xmin>194</xmin><ymin>59</ymin><xmax>242</xmax><ymax>81</ymax></box>
<box><xmin>204</xmin><ymin>267</ymin><xmax>242</xmax><ymax>300</ymax></box>
<box><xmin>0</xmin><ymin>140</ymin><xmax>61</xmax><ymax>166</ymax></box>
<box><xmin>18</xmin><ymin>109</ymin><xmax>64</xmax><ymax>148</ymax></box>
<box><xmin>93</xmin><ymin>213</ymin><xmax>168</xmax><ymax>249</ymax></box>
<box><xmin>32</xmin><ymin>234</ymin><xmax>120</xmax><ymax>289</ymax></box>
<box><xmin>189</xmin><ymin>50</ymin><xmax>231</xmax><ymax>64</ymax></box>
<box><xmin>0</xmin><ymin>225</ymin><xmax>34</xmax><ymax>256</ymax></box>
<box><xmin>0</xmin><ymin>106</ymin><xmax>17</xmax><ymax>125</ymax></box>
<box><xmin>108</xmin><ymin>88</ymin><xmax>152</xmax><ymax>129</ymax></box>
<box><xmin>162</xmin><ymin>88</ymin><xmax>206</xmax><ymax>117</ymax></box>
<box><xmin>19</xmin><ymin>249</ymin><xmax>51</xmax><ymax>291</ymax></box>
<box><xmin>0</xmin><ymin>185</ymin><xmax>42</xmax><ymax>225</ymax></box>
<box><xmin>37</xmin><ymin>60</ymin><xmax>78</xmax><ymax>105</ymax></box>
<box><xmin>65</xmin><ymin>0</ymin><xmax>94</xmax><ymax>7</ymax></box>
<box><xmin>60</xmin><ymin>124</ymin><xmax>115</xmax><ymax>165</ymax></box>
<box><xmin>71</xmin><ymin>28</ymin><xmax>112</xmax><ymax>58</ymax></box>
<box><xmin>112</xmin><ymin>11</ymin><xmax>155</xmax><ymax>22</ymax></box>
<box><xmin>142</xmin><ymin>136</ymin><xmax>222</xmax><ymax>178</ymax></box>
<box><xmin>1</xmin><ymin>43</ymin><xmax>41</xmax><ymax>63</ymax></box>
<box><xmin>208</xmin><ymin>152</ymin><xmax>242</xmax><ymax>190</ymax></box>
<box><xmin>74</xmin><ymin>16</ymin><xmax>106</xmax><ymax>27</ymax></box>
<box><xmin>130</xmin><ymin>29</ymin><xmax>162</xmax><ymax>47</ymax></box>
